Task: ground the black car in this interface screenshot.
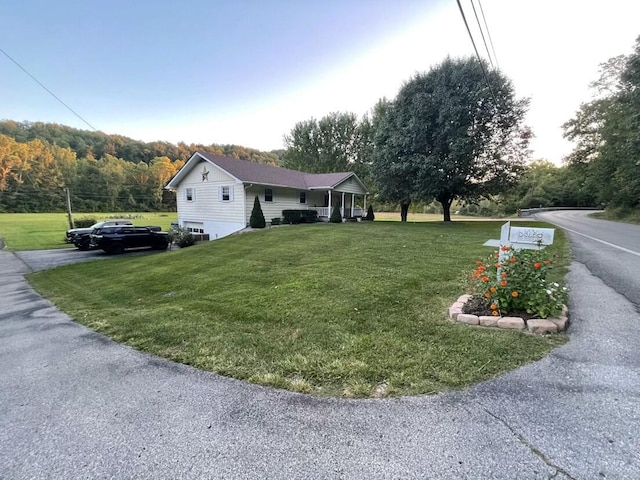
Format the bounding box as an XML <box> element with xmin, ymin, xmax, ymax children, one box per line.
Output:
<box><xmin>66</xmin><ymin>220</ymin><xmax>133</xmax><ymax>250</ymax></box>
<box><xmin>90</xmin><ymin>226</ymin><xmax>169</xmax><ymax>254</ymax></box>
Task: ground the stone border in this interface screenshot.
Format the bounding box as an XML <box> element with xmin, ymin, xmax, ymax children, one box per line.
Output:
<box><xmin>449</xmin><ymin>295</ymin><xmax>569</xmax><ymax>334</ymax></box>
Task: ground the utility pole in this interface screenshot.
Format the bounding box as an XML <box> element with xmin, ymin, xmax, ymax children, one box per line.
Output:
<box><xmin>65</xmin><ymin>187</ymin><xmax>74</xmax><ymax>229</ymax></box>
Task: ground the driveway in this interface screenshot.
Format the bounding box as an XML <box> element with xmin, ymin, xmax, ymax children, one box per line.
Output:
<box><xmin>1</xmin><ymin>229</ymin><xmax>639</xmax><ymax>478</ymax></box>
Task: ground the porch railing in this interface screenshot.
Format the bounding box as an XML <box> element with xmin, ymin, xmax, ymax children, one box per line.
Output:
<box><xmin>312</xmin><ymin>207</ymin><xmax>364</xmax><ymax>218</ymax></box>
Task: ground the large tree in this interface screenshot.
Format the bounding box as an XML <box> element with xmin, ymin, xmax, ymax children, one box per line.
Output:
<box><xmin>372</xmin><ymin>56</ymin><xmax>531</xmax><ymax>221</ymax></box>
<box><xmin>563</xmin><ymin>37</ymin><xmax>640</xmax><ymax>211</ymax></box>
<box><xmin>282</xmin><ymin>112</ymin><xmax>372</xmax><ymax>181</ymax></box>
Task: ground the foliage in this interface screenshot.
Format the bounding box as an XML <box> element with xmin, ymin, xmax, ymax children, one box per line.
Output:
<box><xmin>0</xmin><ymin>120</ymin><xmax>281</xmax><ymax>213</ymax></box>
<box><xmin>270</xmin><ymin>217</ymin><xmax>282</xmax><ymax>226</ymax></box>
<box><xmin>563</xmin><ymin>36</ymin><xmax>640</xmax><ymax>210</ymax></box>
<box><xmin>73</xmin><ymin>217</ymin><xmax>98</xmax><ymax>228</ymax></box>
<box><xmin>282</xmin><ymin>209</ymin><xmax>318</xmax><ymax>224</ymax></box>
<box><xmin>28</xmin><ymin>221</ymin><xmax>567</xmax><ymax>397</ymax></box>
<box><xmin>365</xmin><ymin>204</ymin><xmax>375</xmax><ymax>221</ymax></box>
<box><xmin>282</xmin><ymin>112</ymin><xmax>373</xmax><ymax>185</ymax></box>
<box><xmin>471</xmin><ymin>246</ymin><xmax>568</xmax><ymax>318</ymax></box>
<box><xmin>168</xmin><ymin>226</ymin><xmax>195</xmax><ymax>248</ymax></box>
<box><xmin>330</xmin><ymin>206</ymin><xmax>342</xmax><ymax>223</ymax></box>
<box><xmin>249</xmin><ymin>196</ymin><xmax>266</xmax><ymax>228</ymax></box>
<box><xmin>372</xmin><ymin>57</ymin><xmax>531</xmax><ymax>222</ymax></box>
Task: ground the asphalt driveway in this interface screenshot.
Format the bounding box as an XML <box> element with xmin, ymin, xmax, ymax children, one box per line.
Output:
<box><xmin>1</xmin><ymin>243</ymin><xmax>639</xmax><ymax>479</ymax></box>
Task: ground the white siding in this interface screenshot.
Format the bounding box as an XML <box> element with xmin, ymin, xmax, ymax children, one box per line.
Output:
<box><xmin>245</xmin><ymin>186</ymin><xmax>311</xmax><ymax>222</ymax></box>
<box><xmin>176</xmin><ymin>160</ymin><xmax>246</xmax><ymax>239</ymax></box>
<box><xmin>333</xmin><ymin>177</ymin><xmax>366</xmax><ymax>194</ymax></box>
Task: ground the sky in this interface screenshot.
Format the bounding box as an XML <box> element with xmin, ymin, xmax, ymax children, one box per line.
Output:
<box><xmin>1</xmin><ymin>0</ymin><xmax>639</xmax><ymax>164</ymax></box>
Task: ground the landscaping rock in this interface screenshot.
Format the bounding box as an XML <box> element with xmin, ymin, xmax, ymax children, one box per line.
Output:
<box><xmin>457</xmin><ymin>314</ymin><xmax>479</xmax><ymax>325</ymax></box>
<box><xmin>527</xmin><ymin>319</ymin><xmax>559</xmax><ymax>334</ymax></box>
<box><xmin>479</xmin><ymin>315</ymin><xmax>500</xmax><ymax>327</ymax></box>
<box><xmin>549</xmin><ymin>315</ymin><xmax>569</xmax><ymax>331</ymax></box>
<box><xmin>497</xmin><ymin>317</ymin><xmax>525</xmax><ymax>330</ymax></box>
<box><xmin>448</xmin><ymin>302</ymin><xmax>464</xmax><ymax>320</ymax></box>
<box><xmin>457</xmin><ymin>294</ymin><xmax>472</xmax><ymax>304</ymax></box>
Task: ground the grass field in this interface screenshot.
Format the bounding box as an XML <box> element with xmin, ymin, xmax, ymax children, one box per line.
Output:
<box><xmin>0</xmin><ymin>212</ymin><xmax>177</xmax><ymax>250</ymax></box>
<box><xmin>28</xmin><ymin>220</ymin><xmax>569</xmax><ymax>397</ymax></box>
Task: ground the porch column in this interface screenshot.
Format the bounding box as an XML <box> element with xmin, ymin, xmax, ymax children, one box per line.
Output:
<box><xmin>364</xmin><ymin>194</ymin><xmax>367</xmax><ymax>211</ymax></box>
<box><xmin>351</xmin><ymin>193</ymin><xmax>355</xmax><ymax>217</ymax></box>
<box><xmin>328</xmin><ymin>190</ymin><xmax>332</xmax><ymax>218</ymax></box>
<box><xmin>341</xmin><ymin>192</ymin><xmax>345</xmax><ymax>219</ymax></box>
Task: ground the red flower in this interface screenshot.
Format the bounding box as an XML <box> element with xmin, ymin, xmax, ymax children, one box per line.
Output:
<box><xmin>495</xmin><ymin>264</ymin><xmax>502</xmax><ymax>269</ymax></box>
<box><xmin>534</xmin><ymin>262</ymin><xmax>542</xmax><ymax>269</ymax></box>
<box><xmin>501</xmin><ymin>272</ymin><xmax>508</xmax><ymax>278</ymax></box>
<box><xmin>500</xmin><ymin>280</ymin><xmax>507</xmax><ymax>287</ymax></box>
<box><xmin>500</xmin><ymin>246</ymin><xmax>510</xmax><ymax>252</ymax></box>
<box><xmin>509</xmin><ymin>257</ymin><xmax>516</xmax><ymax>263</ymax></box>
<box><xmin>544</xmin><ymin>260</ymin><xmax>551</xmax><ymax>265</ymax></box>
<box><xmin>481</xmin><ymin>276</ymin><xmax>489</xmax><ymax>283</ymax></box>
<box><xmin>476</xmin><ymin>261</ymin><xmax>483</xmax><ymax>266</ymax></box>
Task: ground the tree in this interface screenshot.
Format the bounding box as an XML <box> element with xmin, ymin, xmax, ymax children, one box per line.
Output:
<box><xmin>249</xmin><ymin>196</ymin><xmax>266</xmax><ymax>228</ymax></box>
<box><xmin>372</xmin><ymin>57</ymin><xmax>531</xmax><ymax>221</ymax></box>
<box><xmin>282</xmin><ymin>112</ymin><xmax>372</xmax><ymax>181</ymax></box>
<box><xmin>563</xmin><ymin>37</ymin><xmax>640</xmax><ymax>211</ymax></box>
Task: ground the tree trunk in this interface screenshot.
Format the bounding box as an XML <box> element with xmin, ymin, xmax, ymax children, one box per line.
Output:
<box><xmin>400</xmin><ymin>199</ymin><xmax>411</xmax><ymax>222</ymax></box>
<box><xmin>440</xmin><ymin>197</ymin><xmax>453</xmax><ymax>222</ymax></box>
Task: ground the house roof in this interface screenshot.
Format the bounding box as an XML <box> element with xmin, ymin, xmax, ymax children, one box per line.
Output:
<box><xmin>165</xmin><ymin>151</ymin><xmax>368</xmax><ymax>192</ymax></box>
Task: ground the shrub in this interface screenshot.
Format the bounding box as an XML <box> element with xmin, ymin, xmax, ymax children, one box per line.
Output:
<box><xmin>250</xmin><ymin>196</ymin><xmax>266</xmax><ymax>228</ymax></box>
<box><xmin>282</xmin><ymin>209</ymin><xmax>318</xmax><ymax>224</ymax></box>
<box><xmin>471</xmin><ymin>246</ymin><xmax>568</xmax><ymax>318</ymax></box>
<box><xmin>330</xmin><ymin>206</ymin><xmax>342</xmax><ymax>223</ymax></box>
<box><xmin>365</xmin><ymin>205</ymin><xmax>375</xmax><ymax>221</ymax></box>
<box><xmin>74</xmin><ymin>217</ymin><xmax>97</xmax><ymax>228</ymax></box>
<box><xmin>168</xmin><ymin>226</ymin><xmax>195</xmax><ymax>248</ymax></box>
<box><xmin>271</xmin><ymin>217</ymin><xmax>281</xmax><ymax>226</ymax></box>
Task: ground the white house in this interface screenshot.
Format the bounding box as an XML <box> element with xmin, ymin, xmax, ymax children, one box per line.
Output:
<box><xmin>165</xmin><ymin>151</ymin><xmax>369</xmax><ymax>240</ymax></box>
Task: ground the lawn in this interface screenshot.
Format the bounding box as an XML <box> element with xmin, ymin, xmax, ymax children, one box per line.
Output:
<box><xmin>0</xmin><ymin>212</ymin><xmax>177</xmax><ymax>250</ymax></box>
<box><xmin>28</xmin><ymin>221</ymin><xmax>569</xmax><ymax>397</ymax></box>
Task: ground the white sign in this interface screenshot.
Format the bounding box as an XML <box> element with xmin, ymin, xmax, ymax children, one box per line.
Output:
<box><xmin>509</xmin><ymin>226</ymin><xmax>554</xmax><ymax>246</ymax></box>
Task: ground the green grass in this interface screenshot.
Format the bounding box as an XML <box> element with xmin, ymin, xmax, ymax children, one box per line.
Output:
<box><xmin>28</xmin><ymin>221</ymin><xmax>569</xmax><ymax>397</ymax></box>
<box><xmin>0</xmin><ymin>212</ymin><xmax>177</xmax><ymax>250</ymax></box>
<box><xmin>591</xmin><ymin>208</ymin><xmax>640</xmax><ymax>225</ymax></box>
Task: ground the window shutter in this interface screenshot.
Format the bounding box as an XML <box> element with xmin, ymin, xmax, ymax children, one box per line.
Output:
<box><xmin>229</xmin><ymin>186</ymin><xmax>234</xmax><ymax>202</ymax></box>
<box><xmin>218</xmin><ymin>186</ymin><xmax>222</xmax><ymax>202</ymax></box>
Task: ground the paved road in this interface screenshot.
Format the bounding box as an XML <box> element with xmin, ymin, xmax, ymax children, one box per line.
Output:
<box><xmin>537</xmin><ymin>210</ymin><xmax>640</xmax><ymax>307</ymax></box>
<box><xmin>1</xmin><ymin>215</ymin><xmax>640</xmax><ymax>479</ymax></box>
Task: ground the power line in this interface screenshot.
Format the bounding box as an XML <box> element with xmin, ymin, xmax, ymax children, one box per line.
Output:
<box><xmin>456</xmin><ymin>0</ymin><xmax>499</xmax><ymax>105</ymax></box>
<box><xmin>0</xmin><ymin>47</ymin><xmax>98</xmax><ymax>131</ymax></box>
<box><xmin>477</xmin><ymin>0</ymin><xmax>500</xmax><ymax>69</ymax></box>
<box><xmin>470</xmin><ymin>0</ymin><xmax>494</xmax><ymax>69</ymax></box>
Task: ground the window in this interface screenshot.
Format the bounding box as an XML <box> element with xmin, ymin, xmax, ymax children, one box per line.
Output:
<box><xmin>299</xmin><ymin>191</ymin><xmax>307</xmax><ymax>204</ymax></box>
<box><xmin>265</xmin><ymin>188</ymin><xmax>273</xmax><ymax>202</ymax></box>
<box><xmin>185</xmin><ymin>188</ymin><xmax>195</xmax><ymax>202</ymax></box>
<box><xmin>222</xmin><ymin>186</ymin><xmax>230</xmax><ymax>201</ymax></box>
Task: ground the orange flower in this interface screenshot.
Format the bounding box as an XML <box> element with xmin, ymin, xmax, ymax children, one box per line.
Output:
<box><xmin>509</xmin><ymin>257</ymin><xmax>516</xmax><ymax>263</ymax></box>
<box><xmin>478</xmin><ymin>266</ymin><xmax>486</xmax><ymax>272</ymax></box>
<box><xmin>484</xmin><ymin>292</ymin><xmax>491</xmax><ymax>298</ymax></box>
<box><xmin>490</xmin><ymin>304</ymin><xmax>498</xmax><ymax>310</ymax></box>
<box><xmin>481</xmin><ymin>276</ymin><xmax>489</xmax><ymax>283</ymax></box>
<box><xmin>544</xmin><ymin>260</ymin><xmax>551</xmax><ymax>265</ymax></box>
<box><xmin>500</xmin><ymin>246</ymin><xmax>510</xmax><ymax>251</ymax></box>
<box><xmin>511</xmin><ymin>291</ymin><xmax>519</xmax><ymax>297</ymax></box>
<box><xmin>500</xmin><ymin>280</ymin><xmax>507</xmax><ymax>287</ymax></box>
<box><xmin>495</xmin><ymin>264</ymin><xmax>502</xmax><ymax>269</ymax></box>
<box><xmin>490</xmin><ymin>287</ymin><xmax>497</xmax><ymax>293</ymax></box>
<box><xmin>492</xmin><ymin>310</ymin><xmax>499</xmax><ymax>316</ymax></box>
<box><xmin>501</xmin><ymin>272</ymin><xmax>508</xmax><ymax>278</ymax></box>
<box><xmin>476</xmin><ymin>261</ymin><xmax>483</xmax><ymax>266</ymax></box>
<box><xmin>534</xmin><ymin>262</ymin><xmax>542</xmax><ymax>268</ymax></box>
<box><xmin>472</xmin><ymin>273</ymin><xmax>479</xmax><ymax>279</ymax></box>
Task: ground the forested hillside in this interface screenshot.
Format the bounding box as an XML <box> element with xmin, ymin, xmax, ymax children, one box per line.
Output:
<box><xmin>0</xmin><ymin>121</ymin><xmax>283</xmax><ymax>212</ymax></box>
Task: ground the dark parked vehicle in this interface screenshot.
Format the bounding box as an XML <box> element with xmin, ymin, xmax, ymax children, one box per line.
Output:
<box><xmin>66</xmin><ymin>220</ymin><xmax>133</xmax><ymax>250</ymax></box>
<box><xmin>90</xmin><ymin>226</ymin><xmax>169</xmax><ymax>254</ymax></box>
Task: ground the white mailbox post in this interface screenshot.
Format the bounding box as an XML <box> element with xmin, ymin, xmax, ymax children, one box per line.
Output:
<box><xmin>484</xmin><ymin>222</ymin><xmax>555</xmax><ymax>277</ymax></box>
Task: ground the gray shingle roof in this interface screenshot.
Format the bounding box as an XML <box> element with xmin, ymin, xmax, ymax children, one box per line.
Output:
<box><xmin>193</xmin><ymin>152</ymin><xmax>361</xmax><ymax>190</ymax></box>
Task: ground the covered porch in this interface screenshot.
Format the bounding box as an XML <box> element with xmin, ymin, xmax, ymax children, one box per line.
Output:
<box><xmin>309</xmin><ymin>190</ymin><xmax>367</xmax><ymax>220</ymax></box>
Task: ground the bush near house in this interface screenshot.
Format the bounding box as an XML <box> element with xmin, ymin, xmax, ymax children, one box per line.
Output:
<box><xmin>250</xmin><ymin>196</ymin><xmax>266</xmax><ymax>228</ymax></box>
<box><xmin>271</xmin><ymin>217</ymin><xmax>282</xmax><ymax>226</ymax></box>
<box><xmin>282</xmin><ymin>209</ymin><xmax>318</xmax><ymax>224</ymax></box>
<box><xmin>168</xmin><ymin>226</ymin><xmax>195</xmax><ymax>248</ymax></box>
<box><xmin>330</xmin><ymin>206</ymin><xmax>342</xmax><ymax>223</ymax></box>
<box><xmin>365</xmin><ymin>205</ymin><xmax>375</xmax><ymax>221</ymax></box>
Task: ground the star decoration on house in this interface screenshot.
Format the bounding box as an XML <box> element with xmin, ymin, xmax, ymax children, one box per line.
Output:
<box><xmin>201</xmin><ymin>166</ymin><xmax>209</xmax><ymax>182</ymax></box>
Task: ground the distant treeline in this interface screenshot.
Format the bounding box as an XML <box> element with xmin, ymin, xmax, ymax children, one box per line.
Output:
<box><xmin>0</xmin><ymin>121</ymin><xmax>284</xmax><ymax>213</ymax></box>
